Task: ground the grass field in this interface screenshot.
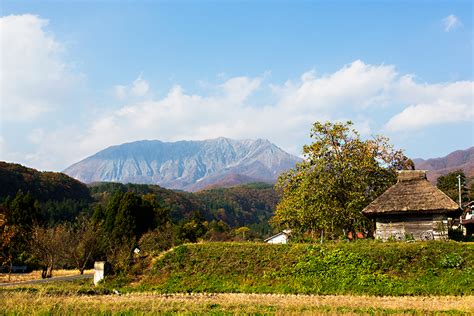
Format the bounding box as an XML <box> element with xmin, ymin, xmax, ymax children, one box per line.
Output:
<box><xmin>1</xmin><ymin>241</ymin><xmax>473</xmax><ymax>314</ymax></box>
<box><xmin>1</xmin><ymin>290</ymin><xmax>473</xmax><ymax>315</ymax></box>
<box><xmin>140</xmin><ymin>241</ymin><xmax>474</xmax><ymax>296</ymax></box>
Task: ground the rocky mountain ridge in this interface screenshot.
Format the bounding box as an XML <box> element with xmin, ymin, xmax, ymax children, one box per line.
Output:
<box><xmin>64</xmin><ymin>138</ymin><xmax>301</xmax><ymax>191</ymax></box>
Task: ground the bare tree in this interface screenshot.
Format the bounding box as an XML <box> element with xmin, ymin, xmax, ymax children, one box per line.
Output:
<box><xmin>65</xmin><ymin>216</ymin><xmax>101</xmax><ymax>274</ymax></box>
<box><xmin>30</xmin><ymin>224</ymin><xmax>68</xmax><ymax>278</ymax></box>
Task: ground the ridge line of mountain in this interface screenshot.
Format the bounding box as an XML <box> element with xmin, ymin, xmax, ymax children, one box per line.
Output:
<box><xmin>63</xmin><ymin>137</ymin><xmax>301</xmax><ymax>191</ymax></box>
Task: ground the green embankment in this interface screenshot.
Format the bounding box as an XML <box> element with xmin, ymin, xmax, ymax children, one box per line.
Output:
<box><xmin>140</xmin><ymin>241</ymin><xmax>474</xmax><ymax>296</ymax></box>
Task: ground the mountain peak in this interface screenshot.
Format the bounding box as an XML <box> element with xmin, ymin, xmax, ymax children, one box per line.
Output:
<box><xmin>64</xmin><ymin>138</ymin><xmax>300</xmax><ymax>191</ymax></box>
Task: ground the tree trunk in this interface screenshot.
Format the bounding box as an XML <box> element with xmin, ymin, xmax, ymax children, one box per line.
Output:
<box><xmin>46</xmin><ymin>266</ymin><xmax>53</xmax><ymax>278</ymax></box>
<box><xmin>46</xmin><ymin>257</ymin><xmax>53</xmax><ymax>278</ymax></box>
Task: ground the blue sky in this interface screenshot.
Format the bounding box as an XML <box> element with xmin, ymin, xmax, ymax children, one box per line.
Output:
<box><xmin>1</xmin><ymin>1</ymin><xmax>473</xmax><ymax>171</ymax></box>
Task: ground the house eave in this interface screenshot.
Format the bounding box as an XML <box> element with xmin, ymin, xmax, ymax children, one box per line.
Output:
<box><xmin>363</xmin><ymin>208</ymin><xmax>461</xmax><ymax>218</ymax></box>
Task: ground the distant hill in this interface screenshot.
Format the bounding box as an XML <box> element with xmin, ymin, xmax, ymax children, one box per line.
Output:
<box><xmin>188</xmin><ymin>173</ymin><xmax>261</xmax><ymax>191</ymax></box>
<box><xmin>0</xmin><ymin>161</ymin><xmax>91</xmax><ymax>202</ymax></box>
<box><xmin>64</xmin><ymin>138</ymin><xmax>300</xmax><ymax>191</ymax></box>
<box><xmin>196</xmin><ymin>182</ymin><xmax>278</xmax><ymax>227</ymax></box>
<box><xmin>89</xmin><ymin>181</ymin><xmax>278</xmax><ymax>228</ymax></box>
<box><xmin>413</xmin><ymin>147</ymin><xmax>474</xmax><ymax>183</ymax></box>
<box><xmin>0</xmin><ymin>159</ymin><xmax>278</xmax><ymax>229</ymax></box>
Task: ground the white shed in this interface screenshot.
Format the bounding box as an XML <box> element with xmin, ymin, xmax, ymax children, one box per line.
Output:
<box><xmin>264</xmin><ymin>230</ymin><xmax>291</xmax><ymax>244</ymax></box>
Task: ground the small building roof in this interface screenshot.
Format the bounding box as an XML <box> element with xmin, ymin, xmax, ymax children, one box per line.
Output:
<box><xmin>264</xmin><ymin>230</ymin><xmax>291</xmax><ymax>242</ymax></box>
<box><xmin>362</xmin><ymin>170</ymin><xmax>460</xmax><ymax>217</ymax></box>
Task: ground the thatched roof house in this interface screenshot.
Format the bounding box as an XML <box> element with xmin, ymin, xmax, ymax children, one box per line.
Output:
<box><xmin>362</xmin><ymin>170</ymin><xmax>460</xmax><ymax>241</ymax></box>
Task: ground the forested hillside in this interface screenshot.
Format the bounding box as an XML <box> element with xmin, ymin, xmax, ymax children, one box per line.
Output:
<box><xmin>196</xmin><ymin>183</ymin><xmax>277</xmax><ymax>228</ymax></box>
<box><xmin>0</xmin><ymin>162</ymin><xmax>278</xmax><ymax>230</ymax></box>
<box><xmin>0</xmin><ymin>162</ymin><xmax>91</xmax><ymax>202</ymax></box>
<box><xmin>1</xmin><ymin>162</ymin><xmax>280</xmax><ymax>273</ymax></box>
<box><xmin>89</xmin><ymin>182</ymin><xmax>278</xmax><ymax>229</ymax></box>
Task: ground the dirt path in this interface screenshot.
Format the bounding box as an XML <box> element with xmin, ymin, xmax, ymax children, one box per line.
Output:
<box><xmin>0</xmin><ymin>273</ymin><xmax>93</xmax><ymax>287</ymax></box>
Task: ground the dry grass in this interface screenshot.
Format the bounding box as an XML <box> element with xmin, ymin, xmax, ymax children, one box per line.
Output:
<box><xmin>0</xmin><ymin>292</ymin><xmax>472</xmax><ymax>315</ymax></box>
<box><xmin>0</xmin><ymin>269</ymin><xmax>94</xmax><ymax>283</ymax></box>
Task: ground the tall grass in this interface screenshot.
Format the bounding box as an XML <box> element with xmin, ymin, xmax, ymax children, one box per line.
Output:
<box><xmin>1</xmin><ymin>292</ymin><xmax>472</xmax><ymax>315</ymax></box>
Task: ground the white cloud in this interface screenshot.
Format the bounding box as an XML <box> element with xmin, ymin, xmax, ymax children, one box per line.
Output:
<box><xmin>385</xmin><ymin>78</ymin><xmax>473</xmax><ymax>131</ymax></box>
<box><xmin>58</xmin><ymin>61</ymin><xmax>470</xmax><ymax>168</ymax></box>
<box><xmin>0</xmin><ymin>14</ymin><xmax>82</xmax><ymax>121</ymax></box>
<box><xmin>113</xmin><ymin>74</ymin><xmax>150</xmax><ymax>100</ymax></box>
<box><xmin>2</xmin><ymin>55</ymin><xmax>472</xmax><ymax>170</ymax></box>
<box><xmin>114</xmin><ymin>85</ymin><xmax>127</xmax><ymax>100</ymax></box>
<box><xmin>385</xmin><ymin>100</ymin><xmax>473</xmax><ymax>131</ymax></box>
<box><xmin>442</xmin><ymin>14</ymin><xmax>462</xmax><ymax>32</ymax></box>
<box><xmin>130</xmin><ymin>76</ymin><xmax>149</xmax><ymax>97</ymax></box>
<box><xmin>273</xmin><ymin>60</ymin><xmax>397</xmax><ymax>111</ymax></box>
<box><xmin>219</xmin><ymin>76</ymin><xmax>261</xmax><ymax>103</ymax></box>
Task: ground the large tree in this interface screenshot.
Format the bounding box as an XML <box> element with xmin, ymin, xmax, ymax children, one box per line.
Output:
<box><xmin>272</xmin><ymin>121</ymin><xmax>412</xmax><ymax>239</ymax></box>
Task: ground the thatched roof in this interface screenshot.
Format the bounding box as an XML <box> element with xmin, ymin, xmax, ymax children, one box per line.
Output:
<box><xmin>362</xmin><ymin>170</ymin><xmax>460</xmax><ymax>216</ymax></box>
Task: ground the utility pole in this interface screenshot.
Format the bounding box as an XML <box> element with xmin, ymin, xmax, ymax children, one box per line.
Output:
<box><xmin>457</xmin><ymin>175</ymin><xmax>462</xmax><ymax>208</ymax></box>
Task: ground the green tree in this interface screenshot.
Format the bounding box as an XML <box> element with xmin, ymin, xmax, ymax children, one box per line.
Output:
<box><xmin>138</xmin><ymin>223</ymin><xmax>175</xmax><ymax>255</ymax></box>
<box><xmin>112</xmin><ymin>191</ymin><xmax>155</xmax><ymax>241</ymax></box>
<box><xmin>177</xmin><ymin>211</ymin><xmax>207</xmax><ymax>243</ymax></box>
<box><xmin>6</xmin><ymin>190</ymin><xmax>41</xmax><ymax>229</ymax></box>
<box><xmin>234</xmin><ymin>226</ymin><xmax>251</xmax><ymax>241</ymax></box>
<box><xmin>436</xmin><ymin>170</ymin><xmax>468</xmax><ymax>204</ymax></box>
<box><xmin>103</xmin><ymin>191</ymin><xmax>123</xmax><ymax>234</ymax></box>
<box><xmin>3</xmin><ymin>191</ymin><xmax>42</xmax><ymax>265</ymax></box>
<box><xmin>112</xmin><ymin>192</ymin><xmax>139</xmax><ymax>242</ymax></box>
<box><xmin>272</xmin><ymin>121</ymin><xmax>411</xmax><ymax>239</ymax></box>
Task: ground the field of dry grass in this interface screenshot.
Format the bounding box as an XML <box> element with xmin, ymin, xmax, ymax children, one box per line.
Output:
<box><xmin>0</xmin><ymin>269</ymin><xmax>94</xmax><ymax>283</ymax></box>
<box><xmin>1</xmin><ymin>292</ymin><xmax>472</xmax><ymax>315</ymax></box>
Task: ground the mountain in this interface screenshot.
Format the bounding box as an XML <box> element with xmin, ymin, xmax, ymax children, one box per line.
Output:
<box><xmin>413</xmin><ymin>147</ymin><xmax>474</xmax><ymax>183</ymax></box>
<box><xmin>64</xmin><ymin>138</ymin><xmax>300</xmax><ymax>191</ymax></box>
<box><xmin>0</xmin><ymin>161</ymin><xmax>91</xmax><ymax>202</ymax></box>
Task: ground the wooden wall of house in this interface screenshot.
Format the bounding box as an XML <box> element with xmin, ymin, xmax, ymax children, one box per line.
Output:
<box><xmin>375</xmin><ymin>214</ymin><xmax>448</xmax><ymax>241</ymax></box>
